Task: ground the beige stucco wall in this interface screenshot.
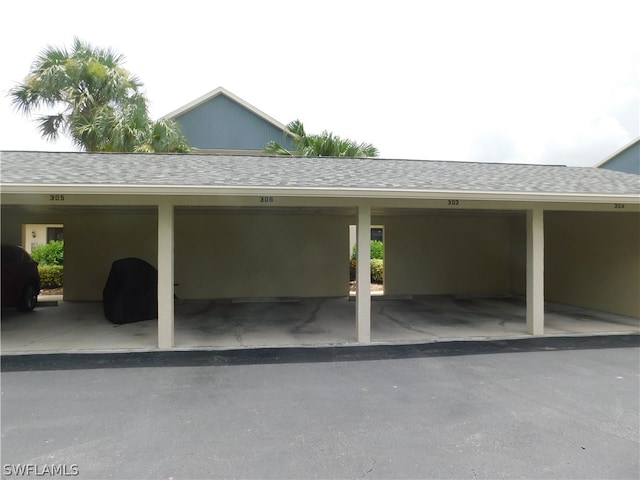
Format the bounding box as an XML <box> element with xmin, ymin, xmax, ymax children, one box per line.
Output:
<box><xmin>545</xmin><ymin>211</ymin><xmax>640</xmax><ymax>318</ymax></box>
<box><xmin>509</xmin><ymin>215</ymin><xmax>527</xmax><ymax>296</ymax></box>
<box><xmin>174</xmin><ymin>211</ymin><xmax>350</xmax><ymax>299</ymax></box>
<box><xmin>1</xmin><ymin>209</ymin><xmax>65</xmax><ymax>247</ymax></box>
<box><xmin>1</xmin><ymin>206</ymin><xmax>351</xmax><ymax>301</ymax></box>
<box><xmin>378</xmin><ymin>214</ymin><xmax>513</xmax><ymax>296</ymax></box>
<box><xmin>1</xmin><ymin>207</ymin><xmax>157</xmax><ymax>301</ymax></box>
<box><xmin>63</xmin><ymin>209</ymin><xmax>158</xmax><ymax>301</ymax></box>
<box><xmin>3</xmin><ymin>206</ymin><xmax>638</xmax><ymax>318</ymax></box>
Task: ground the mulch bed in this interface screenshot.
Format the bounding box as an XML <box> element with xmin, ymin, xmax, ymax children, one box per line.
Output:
<box><xmin>349</xmin><ymin>282</ymin><xmax>384</xmax><ymax>293</ymax></box>
<box><xmin>40</xmin><ymin>287</ymin><xmax>63</xmax><ymax>296</ymax></box>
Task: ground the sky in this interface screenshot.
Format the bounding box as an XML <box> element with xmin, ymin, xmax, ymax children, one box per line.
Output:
<box><xmin>1</xmin><ymin>0</ymin><xmax>638</xmax><ymax>167</ymax></box>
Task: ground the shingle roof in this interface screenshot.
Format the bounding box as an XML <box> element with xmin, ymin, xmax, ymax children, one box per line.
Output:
<box><xmin>1</xmin><ymin>151</ymin><xmax>639</xmax><ymax>197</ymax></box>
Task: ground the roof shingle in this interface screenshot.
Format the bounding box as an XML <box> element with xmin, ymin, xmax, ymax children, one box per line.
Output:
<box><xmin>1</xmin><ymin>151</ymin><xmax>639</xmax><ymax>196</ymax></box>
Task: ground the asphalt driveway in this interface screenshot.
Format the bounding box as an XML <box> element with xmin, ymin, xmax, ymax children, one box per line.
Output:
<box><xmin>1</xmin><ymin>342</ymin><xmax>639</xmax><ymax>479</ymax></box>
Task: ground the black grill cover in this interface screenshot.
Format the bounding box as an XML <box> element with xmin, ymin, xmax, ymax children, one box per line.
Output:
<box><xmin>103</xmin><ymin>258</ymin><xmax>158</xmax><ymax>324</ymax></box>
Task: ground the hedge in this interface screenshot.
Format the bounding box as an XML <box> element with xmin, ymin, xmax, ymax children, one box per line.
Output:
<box><xmin>38</xmin><ymin>265</ymin><xmax>64</xmax><ymax>288</ymax></box>
<box><xmin>350</xmin><ymin>240</ymin><xmax>384</xmax><ymax>260</ymax></box>
<box><xmin>370</xmin><ymin>259</ymin><xmax>384</xmax><ymax>283</ymax></box>
<box><xmin>349</xmin><ymin>259</ymin><xmax>384</xmax><ymax>283</ymax></box>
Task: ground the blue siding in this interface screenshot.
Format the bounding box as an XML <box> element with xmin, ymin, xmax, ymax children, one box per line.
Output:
<box><xmin>175</xmin><ymin>95</ymin><xmax>294</xmax><ymax>151</ymax></box>
<box><xmin>600</xmin><ymin>141</ymin><xmax>640</xmax><ymax>175</ymax></box>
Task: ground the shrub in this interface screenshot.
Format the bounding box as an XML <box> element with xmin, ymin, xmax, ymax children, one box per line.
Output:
<box><xmin>31</xmin><ymin>240</ymin><xmax>64</xmax><ymax>266</ymax></box>
<box><xmin>350</xmin><ymin>258</ymin><xmax>384</xmax><ymax>283</ymax></box>
<box><xmin>370</xmin><ymin>240</ymin><xmax>384</xmax><ymax>260</ymax></box>
<box><xmin>351</xmin><ymin>240</ymin><xmax>384</xmax><ymax>260</ymax></box>
<box><xmin>370</xmin><ymin>259</ymin><xmax>384</xmax><ymax>283</ymax></box>
<box><xmin>38</xmin><ymin>265</ymin><xmax>64</xmax><ymax>288</ymax></box>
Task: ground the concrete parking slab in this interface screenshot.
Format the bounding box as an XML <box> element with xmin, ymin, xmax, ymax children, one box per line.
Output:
<box><xmin>1</xmin><ymin>295</ymin><xmax>638</xmax><ymax>355</ymax></box>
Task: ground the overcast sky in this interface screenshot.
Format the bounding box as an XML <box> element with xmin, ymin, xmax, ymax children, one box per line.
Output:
<box><xmin>1</xmin><ymin>0</ymin><xmax>638</xmax><ymax>166</ymax></box>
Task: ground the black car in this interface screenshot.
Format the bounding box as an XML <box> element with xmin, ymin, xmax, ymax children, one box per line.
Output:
<box><xmin>1</xmin><ymin>244</ymin><xmax>41</xmax><ymax>312</ymax></box>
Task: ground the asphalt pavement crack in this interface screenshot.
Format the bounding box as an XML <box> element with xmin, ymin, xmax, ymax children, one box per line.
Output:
<box><xmin>358</xmin><ymin>458</ymin><xmax>376</xmax><ymax>478</ymax></box>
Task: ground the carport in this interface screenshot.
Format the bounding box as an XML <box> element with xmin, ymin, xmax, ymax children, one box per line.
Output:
<box><xmin>2</xmin><ymin>293</ymin><xmax>638</xmax><ymax>354</ymax></box>
<box><xmin>1</xmin><ymin>151</ymin><xmax>638</xmax><ymax>353</ymax></box>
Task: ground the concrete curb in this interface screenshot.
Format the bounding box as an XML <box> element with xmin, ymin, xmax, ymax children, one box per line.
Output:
<box><xmin>2</xmin><ymin>333</ymin><xmax>638</xmax><ymax>372</ymax></box>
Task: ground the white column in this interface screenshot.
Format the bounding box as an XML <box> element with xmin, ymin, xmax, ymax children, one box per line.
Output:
<box><xmin>158</xmin><ymin>202</ymin><xmax>175</xmax><ymax>349</ymax></box>
<box><xmin>526</xmin><ymin>208</ymin><xmax>544</xmax><ymax>335</ymax></box>
<box><xmin>356</xmin><ymin>205</ymin><xmax>371</xmax><ymax>343</ymax></box>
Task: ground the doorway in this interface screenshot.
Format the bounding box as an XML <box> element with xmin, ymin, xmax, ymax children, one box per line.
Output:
<box><xmin>23</xmin><ymin>223</ymin><xmax>64</xmax><ymax>297</ymax></box>
<box><xmin>348</xmin><ymin>224</ymin><xmax>384</xmax><ymax>295</ymax></box>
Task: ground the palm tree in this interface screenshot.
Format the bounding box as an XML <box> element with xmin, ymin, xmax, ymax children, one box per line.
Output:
<box><xmin>10</xmin><ymin>38</ymin><xmax>190</xmax><ymax>152</ymax></box>
<box><xmin>135</xmin><ymin>117</ymin><xmax>192</xmax><ymax>153</ymax></box>
<box><xmin>264</xmin><ymin>119</ymin><xmax>378</xmax><ymax>157</ymax></box>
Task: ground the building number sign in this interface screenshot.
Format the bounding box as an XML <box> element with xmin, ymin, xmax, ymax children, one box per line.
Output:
<box><xmin>49</xmin><ymin>194</ymin><xmax>65</xmax><ymax>201</ymax></box>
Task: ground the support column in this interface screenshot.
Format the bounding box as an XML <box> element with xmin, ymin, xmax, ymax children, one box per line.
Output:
<box><xmin>158</xmin><ymin>202</ymin><xmax>175</xmax><ymax>349</ymax></box>
<box><xmin>356</xmin><ymin>205</ymin><xmax>371</xmax><ymax>343</ymax></box>
<box><xmin>526</xmin><ymin>208</ymin><xmax>544</xmax><ymax>335</ymax></box>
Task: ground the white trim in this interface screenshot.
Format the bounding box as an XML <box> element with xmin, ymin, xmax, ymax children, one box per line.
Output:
<box><xmin>161</xmin><ymin>86</ymin><xmax>290</xmax><ymax>132</ymax></box>
<box><xmin>356</xmin><ymin>205</ymin><xmax>371</xmax><ymax>343</ymax></box>
<box><xmin>2</xmin><ymin>183</ymin><xmax>639</xmax><ymax>204</ymax></box>
<box><xmin>157</xmin><ymin>202</ymin><xmax>175</xmax><ymax>349</ymax></box>
<box><xmin>526</xmin><ymin>208</ymin><xmax>544</xmax><ymax>335</ymax></box>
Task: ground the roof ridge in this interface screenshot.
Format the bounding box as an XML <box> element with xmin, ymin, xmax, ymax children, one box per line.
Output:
<box><xmin>160</xmin><ymin>86</ymin><xmax>289</xmax><ymax>132</ymax></box>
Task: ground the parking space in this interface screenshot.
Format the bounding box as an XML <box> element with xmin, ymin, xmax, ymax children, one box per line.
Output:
<box><xmin>2</xmin><ymin>295</ymin><xmax>637</xmax><ymax>354</ymax></box>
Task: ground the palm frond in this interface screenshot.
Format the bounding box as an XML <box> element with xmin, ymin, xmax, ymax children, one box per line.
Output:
<box><xmin>35</xmin><ymin>114</ymin><xmax>65</xmax><ymax>142</ymax></box>
<box><xmin>266</xmin><ymin>119</ymin><xmax>379</xmax><ymax>158</ymax></box>
<box><xmin>264</xmin><ymin>140</ymin><xmax>293</xmax><ymax>156</ymax></box>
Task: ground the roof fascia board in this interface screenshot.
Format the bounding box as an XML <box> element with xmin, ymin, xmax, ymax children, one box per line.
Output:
<box><xmin>2</xmin><ymin>184</ymin><xmax>639</xmax><ymax>205</ymax></box>
<box><xmin>162</xmin><ymin>86</ymin><xmax>290</xmax><ymax>132</ymax></box>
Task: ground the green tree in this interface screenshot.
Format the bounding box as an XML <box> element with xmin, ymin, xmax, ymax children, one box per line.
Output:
<box><xmin>264</xmin><ymin>119</ymin><xmax>378</xmax><ymax>157</ymax></box>
<box><xmin>9</xmin><ymin>37</ymin><xmax>190</xmax><ymax>153</ymax></box>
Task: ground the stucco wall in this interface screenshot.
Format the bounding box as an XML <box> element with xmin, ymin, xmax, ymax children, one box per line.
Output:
<box><xmin>545</xmin><ymin>211</ymin><xmax>640</xmax><ymax>318</ymax></box>
<box><xmin>509</xmin><ymin>215</ymin><xmax>527</xmax><ymax>296</ymax></box>
<box><xmin>1</xmin><ymin>208</ymin><xmax>157</xmax><ymax>301</ymax></box>
<box><xmin>63</xmin><ymin>210</ymin><xmax>158</xmax><ymax>301</ymax></box>
<box><xmin>378</xmin><ymin>214</ymin><xmax>512</xmax><ymax>296</ymax></box>
<box><xmin>1</xmin><ymin>209</ymin><xmax>63</xmax><ymax>247</ymax></box>
<box><xmin>3</xmin><ymin>206</ymin><xmax>637</xmax><ymax>318</ymax></box>
<box><xmin>174</xmin><ymin>211</ymin><xmax>349</xmax><ymax>299</ymax></box>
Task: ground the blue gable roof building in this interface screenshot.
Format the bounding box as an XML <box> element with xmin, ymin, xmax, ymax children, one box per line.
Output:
<box><xmin>596</xmin><ymin>137</ymin><xmax>640</xmax><ymax>175</ymax></box>
<box><xmin>163</xmin><ymin>86</ymin><xmax>295</xmax><ymax>154</ymax></box>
